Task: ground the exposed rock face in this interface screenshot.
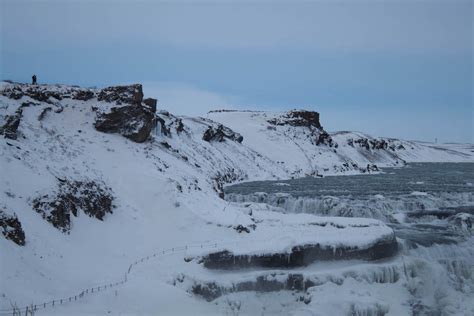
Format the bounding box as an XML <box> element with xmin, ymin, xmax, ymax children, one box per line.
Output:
<box><xmin>1</xmin><ymin>82</ymin><xmax>97</xmax><ymax>103</ymax></box>
<box><xmin>203</xmin><ymin>124</ymin><xmax>243</xmax><ymax>143</ymax></box>
<box><xmin>32</xmin><ymin>180</ymin><xmax>114</xmax><ymax>233</ymax></box>
<box><xmin>72</xmin><ymin>90</ymin><xmax>95</xmax><ymax>101</ymax></box>
<box><xmin>212</xmin><ymin>169</ymin><xmax>243</xmax><ymax>199</ymax></box>
<box><xmin>365</xmin><ymin>164</ymin><xmax>379</xmax><ymax>173</ymax></box>
<box><xmin>143</xmin><ymin>98</ymin><xmax>157</xmax><ymax>113</ymax></box>
<box><xmin>95</xmin><ymin>105</ymin><xmax>155</xmax><ymax>143</ymax></box>
<box><xmin>316</xmin><ymin>131</ymin><xmax>334</xmax><ymax>147</ymax></box>
<box><xmin>97</xmin><ymin>84</ymin><xmax>144</xmax><ymax>105</ymax></box>
<box><xmin>1</xmin><ymin>84</ymin><xmax>65</xmax><ymax>103</ymax></box>
<box><xmin>201</xmin><ymin>237</ymin><xmax>398</xmax><ymax>269</ymax></box>
<box><xmin>191</xmin><ymin>273</ymin><xmax>313</xmax><ymax>302</ymax></box>
<box><xmin>0</xmin><ymin>210</ymin><xmax>26</xmax><ymax>246</ymax></box>
<box><xmin>268</xmin><ymin>110</ymin><xmax>322</xmax><ymax>129</ymax></box>
<box><xmin>176</xmin><ymin>118</ymin><xmax>184</xmax><ymax>133</ymax></box>
<box><xmin>0</xmin><ymin>109</ymin><xmax>22</xmax><ymax>140</ymax></box>
<box><xmin>348</xmin><ymin>137</ymin><xmax>405</xmax><ymax>152</ymax></box>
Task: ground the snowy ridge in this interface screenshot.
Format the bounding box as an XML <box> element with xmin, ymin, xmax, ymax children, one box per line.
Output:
<box><xmin>1</xmin><ymin>82</ymin><xmax>473</xmax><ymax>315</ymax></box>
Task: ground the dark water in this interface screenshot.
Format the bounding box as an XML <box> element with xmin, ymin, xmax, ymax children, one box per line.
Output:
<box><xmin>225</xmin><ymin>163</ymin><xmax>474</xmax><ymax>198</ymax></box>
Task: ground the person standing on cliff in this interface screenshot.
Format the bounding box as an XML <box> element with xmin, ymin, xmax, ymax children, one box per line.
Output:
<box><xmin>32</xmin><ymin>74</ymin><xmax>37</xmax><ymax>85</ymax></box>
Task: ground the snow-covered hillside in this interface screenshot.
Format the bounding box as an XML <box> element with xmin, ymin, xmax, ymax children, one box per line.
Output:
<box><xmin>0</xmin><ymin>82</ymin><xmax>472</xmax><ymax>315</ymax></box>
<box><xmin>207</xmin><ymin>110</ymin><xmax>473</xmax><ymax>176</ymax></box>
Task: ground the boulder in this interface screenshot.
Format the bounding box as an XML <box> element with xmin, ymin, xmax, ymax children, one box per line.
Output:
<box><xmin>97</xmin><ymin>84</ymin><xmax>144</xmax><ymax>105</ymax></box>
<box><xmin>203</xmin><ymin>124</ymin><xmax>243</xmax><ymax>143</ymax></box>
<box><xmin>94</xmin><ymin>105</ymin><xmax>155</xmax><ymax>143</ymax></box>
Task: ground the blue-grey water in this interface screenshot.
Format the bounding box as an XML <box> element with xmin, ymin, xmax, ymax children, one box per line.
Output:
<box><xmin>225</xmin><ymin>163</ymin><xmax>474</xmax><ymax>198</ymax></box>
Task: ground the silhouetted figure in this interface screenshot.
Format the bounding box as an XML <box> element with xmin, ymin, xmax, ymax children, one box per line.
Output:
<box><xmin>32</xmin><ymin>74</ymin><xmax>37</xmax><ymax>85</ymax></box>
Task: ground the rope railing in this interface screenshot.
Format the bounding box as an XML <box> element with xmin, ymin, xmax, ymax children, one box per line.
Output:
<box><xmin>0</xmin><ymin>240</ymin><xmax>234</xmax><ymax>315</ymax></box>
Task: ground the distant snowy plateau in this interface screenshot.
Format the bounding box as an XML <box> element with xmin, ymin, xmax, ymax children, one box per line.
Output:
<box><xmin>0</xmin><ymin>82</ymin><xmax>473</xmax><ymax>315</ymax></box>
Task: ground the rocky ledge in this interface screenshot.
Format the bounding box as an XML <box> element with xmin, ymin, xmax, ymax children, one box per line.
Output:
<box><xmin>268</xmin><ymin>110</ymin><xmax>322</xmax><ymax>129</ymax></box>
<box><xmin>201</xmin><ymin>237</ymin><xmax>398</xmax><ymax>269</ymax></box>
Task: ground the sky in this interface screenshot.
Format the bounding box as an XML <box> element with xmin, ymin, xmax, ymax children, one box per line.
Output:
<box><xmin>0</xmin><ymin>0</ymin><xmax>472</xmax><ymax>143</ymax></box>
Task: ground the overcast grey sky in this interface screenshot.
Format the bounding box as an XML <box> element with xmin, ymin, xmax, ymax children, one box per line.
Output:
<box><xmin>1</xmin><ymin>0</ymin><xmax>472</xmax><ymax>142</ymax></box>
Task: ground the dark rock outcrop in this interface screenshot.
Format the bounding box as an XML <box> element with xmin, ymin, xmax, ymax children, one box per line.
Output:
<box><xmin>365</xmin><ymin>164</ymin><xmax>379</xmax><ymax>173</ymax></box>
<box><xmin>268</xmin><ymin>110</ymin><xmax>322</xmax><ymax>129</ymax></box>
<box><xmin>176</xmin><ymin>118</ymin><xmax>184</xmax><ymax>133</ymax></box>
<box><xmin>201</xmin><ymin>237</ymin><xmax>398</xmax><ymax>269</ymax></box>
<box><xmin>0</xmin><ymin>109</ymin><xmax>23</xmax><ymax>140</ymax></box>
<box><xmin>212</xmin><ymin>169</ymin><xmax>243</xmax><ymax>199</ymax></box>
<box><xmin>0</xmin><ymin>210</ymin><xmax>26</xmax><ymax>246</ymax></box>
<box><xmin>1</xmin><ymin>85</ymin><xmax>63</xmax><ymax>103</ymax></box>
<box><xmin>203</xmin><ymin>124</ymin><xmax>243</xmax><ymax>143</ymax></box>
<box><xmin>143</xmin><ymin>98</ymin><xmax>157</xmax><ymax>113</ymax></box>
<box><xmin>72</xmin><ymin>90</ymin><xmax>95</xmax><ymax>101</ymax></box>
<box><xmin>95</xmin><ymin>105</ymin><xmax>155</xmax><ymax>143</ymax></box>
<box><xmin>97</xmin><ymin>84</ymin><xmax>143</xmax><ymax>105</ymax></box>
<box><xmin>32</xmin><ymin>180</ymin><xmax>114</xmax><ymax>233</ymax></box>
<box><xmin>316</xmin><ymin>131</ymin><xmax>334</xmax><ymax>147</ymax></box>
<box><xmin>349</xmin><ymin>137</ymin><xmax>402</xmax><ymax>151</ymax></box>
